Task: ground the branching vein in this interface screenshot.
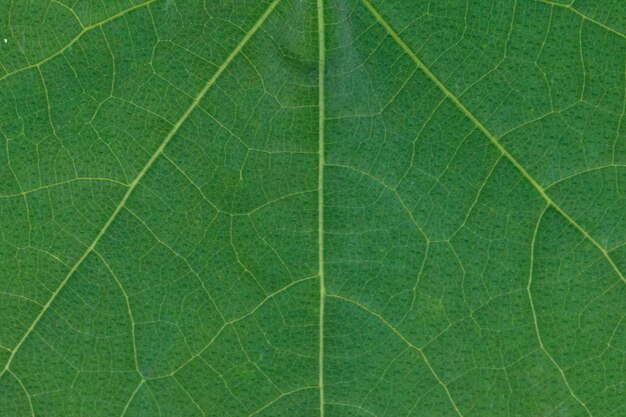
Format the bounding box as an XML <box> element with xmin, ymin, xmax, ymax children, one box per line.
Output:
<box><xmin>0</xmin><ymin>0</ymin><xmax>282</xmax><ymax>380</ymax></box>
<box><xmin>360</xmin><ymin>0</ymin><xmax>626</xmax><ymax>288</ymax></box>
<box><xmin>0</xmin><ymin>0</ymin><xmax>159</xmax><ymax>82</ymax></box>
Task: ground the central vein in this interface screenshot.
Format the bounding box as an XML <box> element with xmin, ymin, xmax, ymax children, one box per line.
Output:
<box><xmin>316</xmin><ymin>0</ymin><xmax>326</xmax><ymax>415</ymax></box>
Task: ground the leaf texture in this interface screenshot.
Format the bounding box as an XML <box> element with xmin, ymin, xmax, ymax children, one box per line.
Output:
<box><xmin>0</xmin><ymin>0</ymin><xmax>625</xmax><ymax>416</ymax></box>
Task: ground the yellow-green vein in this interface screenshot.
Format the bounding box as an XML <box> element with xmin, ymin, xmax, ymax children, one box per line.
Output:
<box><xmin>0</xmin><ymin>0</ymin><xmax>159</xmax><ymax>82</ymax></box>
<box><xmin>0</xmin><ymin>0</ymin><xmax>281</xmax><ymax>380</ymax></box>
<box><xmin>317</xmin><ymin>0</ymin><xmax>327</xmax><ymax>415</ymax></box>
<box><xmin>360</xmin><ymin>0</ymin><xmax>626</xmax><ymax>287</ymax></box>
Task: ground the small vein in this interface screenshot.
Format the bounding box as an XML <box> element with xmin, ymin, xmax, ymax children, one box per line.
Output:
<box><xmin>149</xmin><ymin>274</ymin><xmax>317</xmax><ymax>379</ymax></box>
<box><xmin>537</xmin><ymin>0</ymin><xmax>626</xmax><ymax>40</ymax></box>
<box><xmin>51</xmin><ymin>0</ymin><xmax>85</xmax><ymax>28</ymax></box>
<box><xmin>360</xmin><ymin>0</ymin><xmax>626</xmax><ymax>287</ymax></box>
<box><xmin>200</xmin><ymin>359</ymin><xmax>247</xmax><ymax>411</ymax></box>
<box><xmin>325</xmin><ymin>402</ymin><xmax>378</xmax><ymax>417</ymax></box>
<box><xmin>248</xmin><ymin>386</ymin><xmax>319</xmax><ymax>417</ymax></box>
<box><xmin>544</xmin><ymin>164</ymin><xmax>626</xmax><ymax>189</ymax></box>
<box><xmin>94</xmin><ymin>250</ymin><xmax>140</xmax><ymax>374</ymax></box>
<box><xmin>0</xmin><ymin>177</ymin><xmax>129</xmax><ymax>199</ymax></box>
<box><xmin>172</xmin><ymin>375</ymin><xmax>206</xmax><ymax>416</ymax></box>
<box><xmin>326</xmin><ymin>293</ymin><xmax>464</xmax><ymax>417</ymax></box>
<box><xmin>120</xmin><ymin>379</ymin><xmax>145</xmax><ymax>417</ymax></box>
<box><xmin>0</xmin><ymin>0</ymin><xmax>281</xmax><ymax>380</ymax></box>
<box><xmin>326</xmin><ymin>163</ymin><xmax>430</xmax><ymax>242</ymax></box>
<box><xmin>527</xmin><ymin>205</ymin><xmax>593</xmax><ymax>416</ymax></box>
<box><xmin>0</xmin><ymin>0</ymin><xmax>159</xmax><ymax>82</ymax></box>
<box><xmin>7</xmin><ymin>370</ymin><xmax>34</xmax><ymax>417</ymax></box>
<box><xmin>126</xmin><ymin>206</ymin><xmax>226</xmax><ymax>323</ymax></box>
<box><xmin>449</xmin><ymin>155</ymin><xmax>502</xmax><ymax>240</ymax></box>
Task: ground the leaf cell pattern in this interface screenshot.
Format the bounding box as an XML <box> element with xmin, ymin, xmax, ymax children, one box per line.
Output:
<box><xmin>0</xmin><ymin>0</ymin><xmax>624</xmax><ymax>416</ymax></box>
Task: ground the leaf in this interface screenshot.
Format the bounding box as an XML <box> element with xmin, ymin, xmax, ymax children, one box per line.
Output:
<box><xmin>0</xmin><ymin>0</ymin><xmax>624</xmax><ymax>416</ymax></box>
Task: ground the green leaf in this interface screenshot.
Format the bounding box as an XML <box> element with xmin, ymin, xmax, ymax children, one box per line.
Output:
<box><xmin>0</xmin><ymin>0</ymin><xmax>624</xmax><ymax>416</ymax></box>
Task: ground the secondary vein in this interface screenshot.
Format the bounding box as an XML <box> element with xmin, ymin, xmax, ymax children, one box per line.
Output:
<box><xmin>0</xmin><ymin>0</ymin><xmax>281</xmax><ymax>380</ymax></box>
<box><xmin>0</xmin><ymin>0</ymin><xmax>159</xmax><ymax>82</ymax></box>
<box><xmin>537</xmin><ymin>0</ymin><xmax>626</xmax><ymax>40</ymax></box>
<box><xmin>360</xmin><ymin>0</ymin><xmax>626</xmax><ymax>287</ymax></box>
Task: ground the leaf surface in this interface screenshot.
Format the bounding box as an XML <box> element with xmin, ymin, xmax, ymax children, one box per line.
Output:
<box><xmin>0</xmin><ymin>0</ymin><xmax>625</xmax><ymax>416</ymax></box>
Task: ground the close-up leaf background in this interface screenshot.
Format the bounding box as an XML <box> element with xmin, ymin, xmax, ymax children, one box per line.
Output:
<box><xmin>0</xmin><ymin>0</ymin><xmax>624</xmax><ymax>416</ymax></box>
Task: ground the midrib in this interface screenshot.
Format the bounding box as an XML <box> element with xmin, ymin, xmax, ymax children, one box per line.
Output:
<box><xmin>316</xmin><ymin>0</ymin><xmax>326</xmax><ymax>415</ymax></box>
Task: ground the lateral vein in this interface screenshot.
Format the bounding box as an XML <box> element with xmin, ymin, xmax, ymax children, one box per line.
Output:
<box><xmin>527</xmin><ymin>205</ymin><xmax>593</xmax><ymax>417</ymax></box>
<box><xmin>327</xmin><ymin>293</ymin><xmax>465</xmax><ymax>417</ymax></box>
<box><xmin>0</xmin><ymin>0</ymin><xmax>159</xmax><ymax>82</ymax></box>
<box><xmin>360</xmin><ymin>0</ymin><xmax>626</xmax><ymax>286</ymax></box>
<box><xmin>0</xmin><ymin>0</ymin><xmax>281</xmax><ymax>379</ymax></box>
<box><xmin>537</xmin><ymin>0</ymin><xmax>626</xmax><ymax>40</ymax></box>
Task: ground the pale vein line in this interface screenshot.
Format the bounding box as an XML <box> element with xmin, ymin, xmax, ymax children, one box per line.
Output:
<box><xmin>0</xmin><ymin>0</ymin><xmax>159</xmax><ymax>82</ymax></box>
<box><xmin>120</xmin><ymin>379</ymin><xmax>145</xmax><ymax>417</ymax></box>
<box><xmin>449</xmin><ymin>155</ymin><xmax>502</xmax><ymax>240</ymax></box>
<box><xmin>360</xmin><ymin>0</ymin><xmax>626</xmax><ymax>286</ymax></box>
<box><xmin>172</xmin><ymin>375</ymin><xmax>205</xmax><ymax>416</ymax></box>
<box><xmin>325</xmin><ymin>402</ymin><xmax>378</xmax><ymax>417</ymax></box>
<box><xmin>7</xmin><ymin>369</ymin><xmax>34</xmax><ymax>417</ymax></box>
<box><xmin>150</xmin><ymin>274</ymin><xmax>317</xmax><ymax>379</ymax></box>
<box><xmin>200</xmin><ymin>360</ymin><xmax>247</xmax><ymax>411</ymax></box>
<box><xmin>0</xmin><ymin>0</ymin><xmax>281</xmax><ymax>380</ymax></box>
<box><xmin>326</xmin><ymin>163</ymin><xmax>429</xmax><ymax>241</ymax></box>
<box><xmin>0</xmin><ymin>177</ymin><xmax>128</xmax><ymax>199</ymax></box>
<box><xmin>94</xmin><ymin>249</ymin><xmax>140</xmax><ymax>374</ymax></box>
<box><xmin>527</xmin><ymin>205</ymin><xmax>593</xmax><ymax>416</ymax></box>
<box><xmin>612</xmin><ymin>54</ymin><xmax>625</xmax><ymax>163</ymax></box>
<box><xmin>327</xmin><ymin>293</ymin><xmax>464</xmax><ymax>417</ymax></box>
<box><xmin>248</xmin><ymin>386</ymin><xmax>319</xmax><ymax>417</ymax></box>
<box><xmin>0</xmin><ymin>292</ymin><xmax>43</xmax><ymax>307</ymax></box>
<box><xmin>537</xmin><ymin>0</ymin><xmax>626</xmax><ymax>40</ymax></box>
<box><xmin>126</xmin><ymin>206</ymin><xmax>225</xmax><ymax>322</ymax></box>
<box><xmin>317</xmin><ymin>0</ymin><xmax>326</xmax><ymax>416</ymax></box>
<box><xmin>544</xmin><ymin>164</ymin><xmax>626</xmax><ymax>189</ymax></box>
